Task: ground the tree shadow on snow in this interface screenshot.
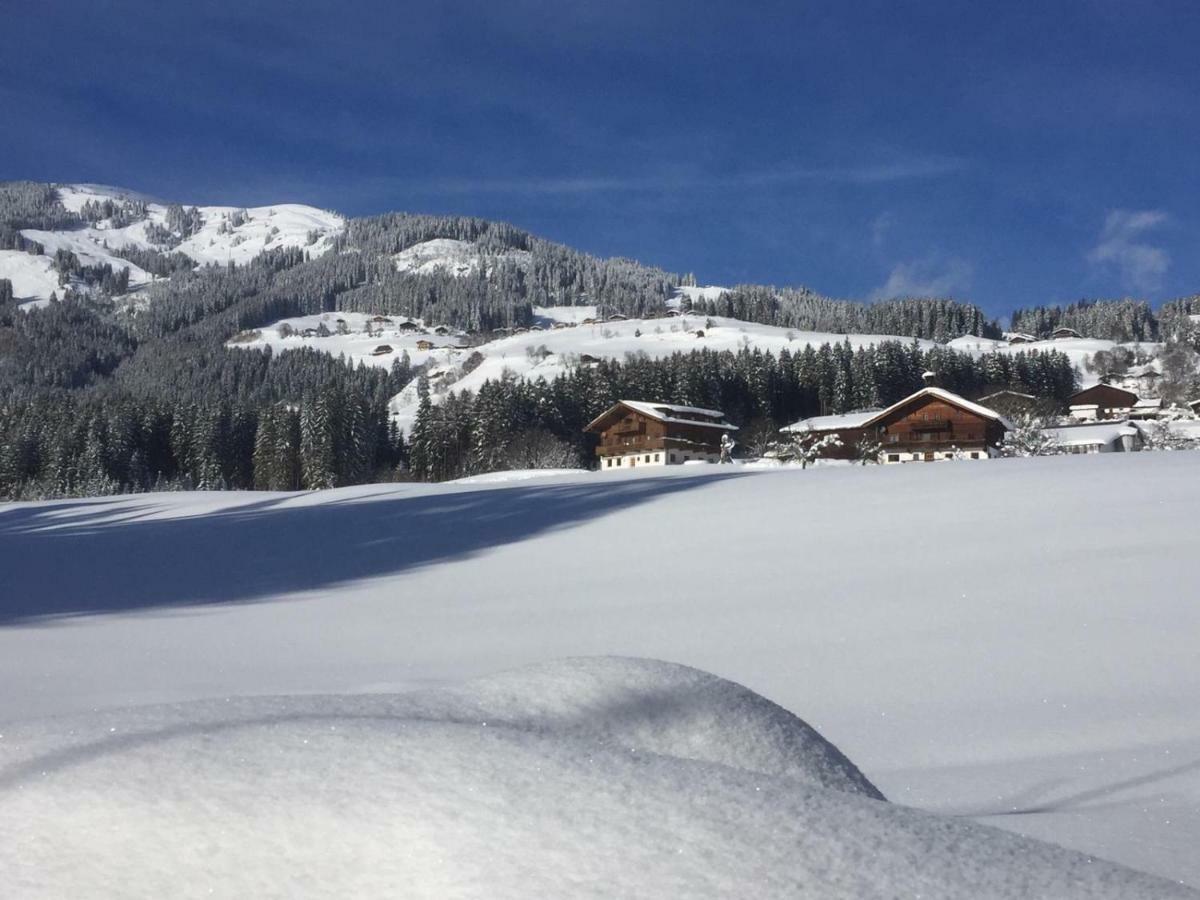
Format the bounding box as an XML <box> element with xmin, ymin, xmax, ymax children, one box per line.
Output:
<box><xmin>0</xmin><ymin>474</ymin><xmax>744</xmax><ymax>625</ymax></box>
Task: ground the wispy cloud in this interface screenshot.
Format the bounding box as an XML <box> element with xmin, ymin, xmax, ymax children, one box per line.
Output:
<box><xmin>870</xmin><ymin>211</ymin><xmax>895</xmax><ymax>250</ymax></box>
<box><xmin>1086</xmin><ymin>209</ymin><xmax>1170</xmax><ymax>294</ymax></box>
<box><xmin>389</xmin><ymin>157</ymin><xmax>967</xmax><ymax>196</ymax></box>
<box><xmin>870</xmin><ymin>257</ymin><xmax>974</xmax><ymax>300</ymax></box>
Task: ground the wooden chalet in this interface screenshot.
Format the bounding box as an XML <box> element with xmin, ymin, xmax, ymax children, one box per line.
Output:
<box><xmin>1005</xmin><ymin>332</ymin><xmax>1037</xmax><ymax>344</ymax></box>
<box><xmin>415</xmin><ymin>339</ymin><xmax>435</xmax><ymax>351</ymax></box>
<box><xmin>782</xmin><ymin>387</ymin><xmax>1011</xmax><ymax>463</ymax></box>
<box><xmin>585</xmin><ymin>400</ymin><xmax>737</xmax><ymax>470</ymax></box>
<box><xmin>1067</xmin><ymin>384</ymin><xmax>1138</xmax><ymax>421</ymax></box>
<box><xmin>370</xmin><ymin>344</ymin><xmax>394</xmax><ymax>356</ymax></box>
<box><xmin>1051</xmin><ymin>326</ymin><xmax>1082</xmax><ymax>340</ymax></box>
<box><xmin>397</xmin><ymin>320</ymin><xmax>421</xmax><ymax>332</ymax></box>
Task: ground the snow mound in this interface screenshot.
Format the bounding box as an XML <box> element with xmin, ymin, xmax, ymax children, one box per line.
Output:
<box><xmin>2</xmin><ymin>658</ymin><xmax>1194</xmax><ymax>899</ymax></box>
<box><xmin>405</xmin><ymin>656</ymin><xmax>883</xmax><ymax>798</ymax></box>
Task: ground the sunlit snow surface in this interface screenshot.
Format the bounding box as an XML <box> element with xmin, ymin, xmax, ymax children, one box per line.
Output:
<box><xmin>1</xmin><ymin>658</ymin><xmax>1193</xmax><ymax>899</ymax></box>
<box><xmin>2</xmin><ymin>454</ymin><xmax>1200</xmax><ymax>894</ymax></box>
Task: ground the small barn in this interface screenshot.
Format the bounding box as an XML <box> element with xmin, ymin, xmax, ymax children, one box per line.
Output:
<box><xmin>1067</xmin><ymin>384</ymin><xmax>1138</xmax><ymax>420</ymax></box>
<box><xmin>415</xmin><ymin>339</ymin><xmax>435</xmax><ymax>351</ymax></box>
<box><xmin>585</xmin><ymin>400</ymin><xmax>737</xmax><ymax>470</ymax></box>
<box><xmin>1051</xmin><ymin>326</ymin><xmax>1082</xmax><ymax>340</ymax></box>
<box><xmin>397</xmin><ymin>320</ymin><xmax>421</xmax><ymax>332</ymax></box>
<box><xmin>782</xmin><ymin>387</ymin><xmax>1011</xmax><ymax>463</ymax></box>
<box><xmin>1006</xmin><ymin>332</ymin><xmax>1037</xmax><ymax>344</ymax></box>
<box><xmin>1189</xmin><ymin>399</ymin><xmax>1200</xmax><ymax>415</ymax></box>
<box><xmin>370</xmin><ymin>344</ymin><xmax>394</xmax><ymax>356</ymax></box>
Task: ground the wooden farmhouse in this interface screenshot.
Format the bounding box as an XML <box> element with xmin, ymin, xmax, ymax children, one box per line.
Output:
<box><xmin>585</xmin><ymin>400</ymin><xmax>737</xmax><ymax>470</ymax></box>
<box><xmin>782</xmin><ymin>386</ymin><xmax>1011</xmax><ymax>463</ymax></box>
<box><xmin>1067</xmin><ymin>384</ymin><xmax>1139</xmax><ymax>421</ymax></box>
<box><xmin>1051</xmin><ymin>326</ymin><xmax>1082</xmax><ymax>340</ymax></box>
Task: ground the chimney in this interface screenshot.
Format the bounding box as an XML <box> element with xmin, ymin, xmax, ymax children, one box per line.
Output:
<box><xmin>921</xmin><ymin>370</ymin><xmax>938</xmax><ymax>387</ymax></box>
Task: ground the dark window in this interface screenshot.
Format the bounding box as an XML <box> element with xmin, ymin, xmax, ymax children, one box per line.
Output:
<box><xmin>888</xmin><ymin>454</ymin><xmax>900</xmax><ymax>462</ymax></box>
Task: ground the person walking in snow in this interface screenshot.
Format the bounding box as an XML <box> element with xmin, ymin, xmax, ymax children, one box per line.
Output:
<box><xmin>719</xmin><ymin>433</ymin><xmax>735</xmax><ymax>464</ymax></box>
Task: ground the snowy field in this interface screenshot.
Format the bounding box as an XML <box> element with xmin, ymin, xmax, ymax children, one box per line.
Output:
<box><xmin>2</xmin><ymin>452</ymin><xmax>1199</xmax><ymax>895</ymax></box>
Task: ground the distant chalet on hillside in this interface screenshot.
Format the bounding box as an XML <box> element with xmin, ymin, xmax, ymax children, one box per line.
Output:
<box><xmin>585</xmin><ymin>401</ymin><xmax>737</xmax><ymax>470</ymax></box>
<box><xmin>783</xmin><ymin>387</ymin><xmax>1012</xmax><ymax>463</ymax></box>
<box><xmin>1067</xmin><ymin>384</ymin><xmax>1139</xmax><ymax>421</ymax></box>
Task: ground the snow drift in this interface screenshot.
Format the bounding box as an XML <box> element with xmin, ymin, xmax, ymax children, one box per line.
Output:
<box><xmin>2</xmin><ymin>657</ymin><xmax>1192</xmax><ymax>899</ymax></box>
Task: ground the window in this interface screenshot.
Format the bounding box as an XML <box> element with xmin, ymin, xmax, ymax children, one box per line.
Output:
<box><xmin>971</xmin><ymin>452</ymin><xmax>980</xmax><ymax>459</ymax></box>
<box><xmin>670</xmin><ymin>453</ymin><xmax>677</xmax><ymax>463</ymax></box>
<box><xmin>645</xmin><ymin>455</ymin><xmax>651</xmax><ymax>463</ymax></box>
<box><xmin>606</xmin><ymin>459</ymin><xmax>613</xmax><ymax>468</ymax></box>
<box><xmin>617</xmin><ymin>458</ymin><xmax>622</xmax><ymax>466</ymax></box>
<box><xmin>888</xmin><ymin>454</ymin><xmax>900</xmax><ymax>462</ymax></box>
<box><xmin>888</xmin><ymin>435</ymin><xmax>898</xmax><ymax>443</ymax></box>
<box><xmin>654</xmin><ymin>453</ymin><xmax>660</xmax><ymax>461</ymax></box>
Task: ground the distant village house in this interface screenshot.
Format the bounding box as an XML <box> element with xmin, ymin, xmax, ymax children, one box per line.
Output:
<box><xmin>585</xmin><ymin>401</ymin><xmax>738</xmax><ymax>470</ymax></box>
<box><xmin>1067</xmin><ymin>384</ymin><xmax>1139</xmax><ymax>421</ymax></box>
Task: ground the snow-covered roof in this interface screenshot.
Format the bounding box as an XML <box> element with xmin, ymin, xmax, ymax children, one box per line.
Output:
<box><xmin>1133</xmin><ymin>398</ymin><xmax>1163</xmax><ymax>409</ymax></box>
<box><xmin>620</xmin><ymin>400</ymin><xmax>726</xmax><ymax>420</ymax></box>
<box><xmin>977</xmin><ymin>389</ymin><xmax>1035</xmax><ymax>402</ymax></box>
<box><xmin>782</xmin><ymin>409</ymin><xmax>880</xmax><ymax>433</ymax></box>
<box><xmin>585</xmin><ymin>400</ymin><xmax>738</xmax><ymax>432</ymax></box>
<box><xmin>1042</xmin><ymin>421</ymin><xmax>1137</xmax><ymax>447</ymax></box>
<box><xmin>860</xmin><ymin>387</ymin><xmax>1014</xmax><ymax>431</ymax></box>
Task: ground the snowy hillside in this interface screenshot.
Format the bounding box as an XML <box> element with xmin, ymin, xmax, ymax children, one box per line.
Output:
<box><xmin>948</xmin><ymin>333</ymin><xmax>1162</xmax><ymax>387</ymax></box>
<box><xmin>0</xmin><ymin>183</ymin><xmax>344</xmax><ymax>305</ymax></box>
<box><xmin>392</xmin><ymin>237</ymin><xmax>532</xmax><ymax>276</ymax></box>
<box><xmin>233</xmin><ymin>306</ymin><xmax>937</xmax><ymax>433</ymax></box>
<box><xmin>2</xmin><ymin>453</ymin><xmax>1199</xmax><ymax>889</ymax></box>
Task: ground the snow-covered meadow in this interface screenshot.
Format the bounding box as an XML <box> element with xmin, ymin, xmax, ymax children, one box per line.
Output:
<box><xmin>2</xmin><ymin>453</ymin><xmax>1199</xmax><ymax>894</ymax></box>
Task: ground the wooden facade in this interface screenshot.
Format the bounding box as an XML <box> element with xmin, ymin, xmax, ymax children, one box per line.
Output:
<box><xmin>1068</xmin><ymin>384</ymin><xmax>1138</xmax><ymax>419</ymax></box>
<box><xmin>784</xmin><ymin>387</ymin><xmax>1010</xmax><ymax>463</ymax></box>
<box><xmin>584</xmin><ymin>401</ymin><xmax>736</xmax><ymax>470</ymax></box>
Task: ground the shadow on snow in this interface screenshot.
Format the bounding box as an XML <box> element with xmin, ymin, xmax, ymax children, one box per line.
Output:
<box><xmin>0</xmin><ymin>474</ymin><xmax>740</xmax><ymax>625</ymax></box>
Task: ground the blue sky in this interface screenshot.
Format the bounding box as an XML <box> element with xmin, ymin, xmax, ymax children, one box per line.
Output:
<box><xmin>3</xmin><ymin>0</ymin><xmax>1198</xmax><ymax>317</ymax></box>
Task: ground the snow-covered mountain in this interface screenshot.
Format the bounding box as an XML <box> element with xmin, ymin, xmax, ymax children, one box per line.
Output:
<box><xmin>0</xmin><ymin>183</ymin><xmax>344</xmax><ymax>306</ymax></box>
